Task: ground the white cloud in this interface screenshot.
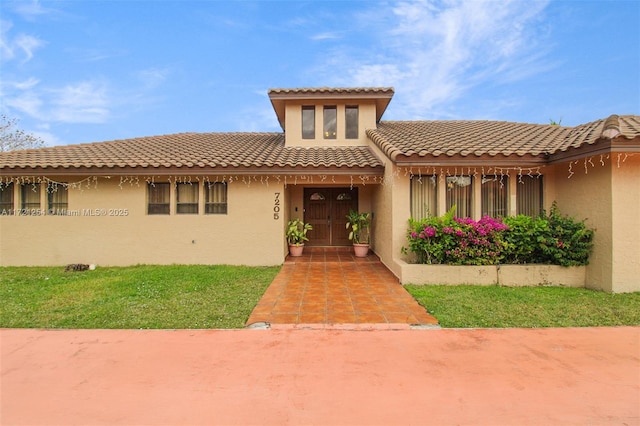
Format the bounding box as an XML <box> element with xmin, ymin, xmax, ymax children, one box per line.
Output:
<box><xmin>137</xmin><ymin>67</ymin><xmax>171</xmax><ymax>89</ymax></box>
<box><xmin>322</xmin><ymin>0</ymin><xmax>551</xmax><ymax>120</ymax></box>
<box><xmin>12</xmin><ymin>0</ymin><xmax>50</xmax><ymax>18</ymax></box>
<box><xmin>0</xmin><ymin>19</ymin><xmax>45</xmax><ymax>63</ymax></box>
<box><xmin>14</xmin><ymin>33</ymin><xmax>44</xmax><ymax>62</ymax></box>
<box><xmin>49</xmin><ymin>81</ymin><xmax>110</xmax><ymax>124</ymax></box>
<box><xmin>311</xmin><ymin>32</ymin><xmax>342</xmax><ymax>41</ymax></box>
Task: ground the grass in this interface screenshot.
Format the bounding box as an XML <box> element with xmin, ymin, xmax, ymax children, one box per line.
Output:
<box><xmin>2</xmin><ymin>265</ymin><xmax>639</xmax><ymax>329</ymax></box>
<box><xmin>405</xmin><ymin>284</ymin><xmax>640</xmax><ymax>328</ymax></box>
<box><xmin>0</xmin><ymin>265</ymin><xmax>280</xmax><ymax>329</ymax></box>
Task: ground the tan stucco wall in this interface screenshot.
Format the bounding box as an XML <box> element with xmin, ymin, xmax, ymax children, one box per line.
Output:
<box><xmin>611</xmin><ymin>155</ymin><xmax>640</xmax><ymax>292</ymax></box>
<box><xmin>0</xmin><ymin>176</ymin><xmax>286</xmax><ymax>266</ymax></box>
<box><xmin>549</xmin><ymin>156</ymin><xmax>640</xmax><ymax>293</ymax></box>
<box><xmin>283</xmin><ymin>101</ymin><xmax>377</xmax><ymax>147</ymax></box>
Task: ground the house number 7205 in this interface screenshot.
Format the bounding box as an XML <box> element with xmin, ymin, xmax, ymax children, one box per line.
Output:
<box><xmin>273</xmin><ymin>192</ymin><xmax>281</xmax><ymax>220</ymax></box>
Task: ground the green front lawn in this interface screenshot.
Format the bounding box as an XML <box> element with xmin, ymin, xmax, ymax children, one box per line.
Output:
<box><xmin>0</xmin><ymin>265</ymin><xmax>279</xmax><ymax>329</ymax></box>
<box><xmin>405</xmin><ymin>284</ymin><xmax>640</xmax><ymax>328</ymax></box>
<box><xmin>2</xmin><ymin>265</ymin><xmax>639</xmax><ymax>329</ymax></box>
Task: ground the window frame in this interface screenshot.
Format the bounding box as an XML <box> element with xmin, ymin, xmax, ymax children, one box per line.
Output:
<box><xmin>323</xmin><ymin>106</ymin><xmax>337</xmax><ymax>139</ymax></box>
<box><xmin>481</xmin><ymin>175</ymin><xmax>509</xmax><ymax>218</ymax></box>
<box><xmin>176</xmin><ymin>182</ymin><xmax>199</xmax><ymax>215</ymax></box>
<box><xmin>345</xmin><ymin>105</ymin><xmax>359</xmax><ymax>139</ymax></box>
<box><xmin>446</xmin><ymin>175</ymin><xmax>473</xmax><ymax>218</ymax></box>
<box><xmin>21</xmin><ymin>183</ymin><xmax>41</xmax><ymax>215</ymax></box>
<box><xmin>147</xmin><ymin>183</ymin><xmax>170</xmax><ymax>215</ymax></box>
<box><xmin>302</xmin><ymin>106</ymin><xmax>315</xmax><ymax>139</ymax></box>
<box><xmin>517</xmin><ymin>175</ymin><xmax>544</xmax><ymax>217</ymax></box>
<box><xmin>410</xmin><ymin>175</ymin><xmax>438</xmax><ymax>220</ymax></box>
<box><xmin>47</xmin><ymin>183</ymin><xmax>69</xmax><ymax>215</ymax></box>
<box><xmin>0</xmin><ymin>183</ymin><xmax>14</xmax><ymax>214</ymax></box>
<box><xmin>205</xmin><ymin>182</ymin><xmax>228</xmax><ymax>215</ymax></box>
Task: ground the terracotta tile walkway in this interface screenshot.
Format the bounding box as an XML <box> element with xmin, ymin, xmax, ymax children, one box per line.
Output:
<box><xmin>247</xmin><ymin>247</ymin><xmax>439</xmax><ymax>326</ymax></box>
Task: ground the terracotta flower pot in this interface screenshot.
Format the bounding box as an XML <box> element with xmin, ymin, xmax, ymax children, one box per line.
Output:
<box><xmin>289</xmin><ymin>244</ymin><xmax>305</xmax><ymax>257</ymax></box>
<box><xmin>353</xmin><ymin>243</ymin><xmax>369</xmax><ymax>257</ymax></box>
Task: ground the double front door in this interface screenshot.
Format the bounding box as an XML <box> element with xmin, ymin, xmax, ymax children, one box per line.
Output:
<box><xmin>304</xmin><ymin>188</ymin><xmax>358</xmax><ymax>246</ymax></box>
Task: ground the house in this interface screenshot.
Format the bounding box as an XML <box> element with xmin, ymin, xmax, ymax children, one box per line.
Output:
<box><xmin>1</xmin><ymin>87</ymin><xmax>638</xmax><ymax>293</ymax></box>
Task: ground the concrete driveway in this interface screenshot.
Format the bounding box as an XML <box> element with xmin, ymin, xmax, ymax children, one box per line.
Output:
<box><xmin>1</xmin><ymin>326</ymin><xmax>638</xmax><ymax>425</ymax></box>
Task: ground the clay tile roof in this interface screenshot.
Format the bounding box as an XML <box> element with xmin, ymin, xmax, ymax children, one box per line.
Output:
<box><xmin>367</xmin><ymin>120</ymin><xmax>570</xmax><ymax>161</ymax></box>
<box><xmin>366</xmin><ymin>115</ymin><xmax>640</xmax><ymax>162</ymax></box>
<box><xmin>0</xmin><ymin>132</ymin><xmax>383</xmax><ymax>173</ymax></box>
<box><xmin>268</xmin><ymin>87</ymin><xmax>394</xmax><ymax>96</ymax></box>
<box><xmin>549</xmin><ymin>115</ymin><xmax>640</xmax><ymax>153</ymax></box>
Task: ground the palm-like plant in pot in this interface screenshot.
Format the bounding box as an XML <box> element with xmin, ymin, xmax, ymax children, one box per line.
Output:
<box><xmin>286</xmin><ymin>218</ymin><xmax>313</xmax><ymax>257</ymax></box>
<box><xmin>346</xmin><ymin>210</ymin><xmax>371</xmax><ymax>257</ymax></box>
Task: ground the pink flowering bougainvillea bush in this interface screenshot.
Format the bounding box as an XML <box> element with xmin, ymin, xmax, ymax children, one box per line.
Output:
<box><xmin>403</xmin><ymin>203</ymin><xmax>594</xmax><ymax>266</ymax></box>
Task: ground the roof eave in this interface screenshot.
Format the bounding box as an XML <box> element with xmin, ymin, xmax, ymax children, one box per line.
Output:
<box><xmin>0</xmin><ymin>164</ymin><xmax>385</xmax><ymax>177</ymax></box>
<box><xmin>547</xmin><ymin>136</ymin><xmax>640</xmax><ymax>165</ymax></box>
<box><xmin>392</xmin><ymin>153</ymin><xmax>549</xmax><ymax>167</ymax></box>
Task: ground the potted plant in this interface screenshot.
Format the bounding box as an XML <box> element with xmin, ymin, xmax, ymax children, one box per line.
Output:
<box><xmin>286</xmin><ymin>218</ymin><xmax>313</xmax><ymax>256</ymax></box>
<box><xmin>346</xmin><ymin>210</ymin><xmax>371</xmax><ymax>257</ymax></box>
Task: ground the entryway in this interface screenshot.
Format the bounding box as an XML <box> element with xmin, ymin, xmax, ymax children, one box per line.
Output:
<box><xmin>246</xmin><ymin>247</ymin><xmax>439</xmax><ymax>326</ymax></box>
<box><xmin>304</xmin><ymin>187</ymin><xmax>357</xmax><ymax>246</ymax></box>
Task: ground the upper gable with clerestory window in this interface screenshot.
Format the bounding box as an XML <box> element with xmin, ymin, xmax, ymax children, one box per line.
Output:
<box><xmin>268</xmin><ymin>87</ymin><xmax>394</xmax><ymax>148</ymax></box>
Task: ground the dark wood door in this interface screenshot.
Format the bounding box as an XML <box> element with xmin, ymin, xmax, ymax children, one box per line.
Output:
<box><xmin>304</xmin><ymin>188</ymin><xmax>358</xmax><ymax>246</ymax></box>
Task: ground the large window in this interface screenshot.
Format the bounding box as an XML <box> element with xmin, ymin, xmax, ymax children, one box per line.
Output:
<box><xmin>323</xmin><ymin>106</ymin><xmax>337</xmax><ymax>139</ymax></box>
<box><xmin>481</xmin><ymin>176</ymin><xmax>508</xmax><ymax>217</ymax></box>
<box><xmin>0</xmin><ymin>183</ymin><xmax>13</xmax><ymax>214</ymax></box>
<box><xmin>410</xmin><ymin>176</ymin><xmax>437</xmax><ymax>220</ymax></box>
<box><xmin>205</xmin><ymin>182</ymin><xmax>227</xmax><ymax>214</ymax></box>
<box><xmin>148</xmin><ymin>183</ymin><xmax>170</xmax><ymax>215</ymax></box>
<box><xmin>345</xmin><ymin>106</ymin><xmax>359</xmax><ymax>139</ymax></box>
<box><xmin>302</xmin><ymin>106</ymin><xmax>315</xmax><ymax>139</ymax></box>
<box><xmin>176</xmin><ymin>183</ymin><xmax>198</xmax><ymax>214</ymax></box>
<box><xmin>47</xmin><ymin>183</ymin><xmax>68</xmax><ymax>215</ymax></box>
<box><xmin>517</xmin><ymin>176</ymin><xmax>543</xmax><ymax>217</ymax></box>
<box><xmin>21</xmin><ymin>183</ymin><xmax>41</xmax><ymax>215</ymax></box>
<box><xmin>446</xmin><ymin>176</ymin><xmax>472</xmax><ymax>217</ymax></box>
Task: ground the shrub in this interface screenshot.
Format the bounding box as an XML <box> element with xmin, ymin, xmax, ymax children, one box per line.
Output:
<box><xmin>404</xmin><ymin>203</ymin><xmax>594</xmax><ymax>266</ymax></box>
<box><xmin>537</xmin><ymin>202</ymin><xmax>594</xmax><ymax>266</ymax></box>
<box><xmin>403</xmin><ymin>207</ymin><xmax>509</xmax><ymax>265</ymax></box>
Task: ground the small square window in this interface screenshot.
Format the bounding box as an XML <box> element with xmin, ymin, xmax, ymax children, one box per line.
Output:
<box><xmin>148</xmin><ymin>183</ymin><xmax>170</xmax><ymax>215</ymax></box>
<box><xmin>481</xmin><ymin>176</ymin><xmax>508</xmax><ymax>217</ymax></box>
<box><xmin>205</xmin><ymin>182</ymin><xmax>227</xmax><ymax>214</ymax></box>
<box><xmin>21</xmin><ymin>183</ymin><xmax>41</xmax><ymax>215</ymax></box>
<box><xmin>177</xmin><ymin>183</ymin><xmax>198</xmax><ymax>214</ymax></box>
<box><xmin>47</xmin><ymin>183</ymin><xmax>69</xmax><ymax>215</ymax></box>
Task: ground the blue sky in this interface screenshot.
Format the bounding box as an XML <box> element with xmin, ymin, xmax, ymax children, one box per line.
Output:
<box><xmin>1</xmin><ymin>0</ymin><xmax>639</xmax><ymax>146</ymax></box>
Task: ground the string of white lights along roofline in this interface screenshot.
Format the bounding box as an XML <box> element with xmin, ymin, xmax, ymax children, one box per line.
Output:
<box><xmin>0</xmin><ymin>153</ymin><xmax>633</xmax><ymax>193</ymax></box>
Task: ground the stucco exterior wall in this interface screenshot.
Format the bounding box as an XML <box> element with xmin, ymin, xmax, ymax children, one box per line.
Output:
<box><xmin>610</xmin><ymin>155</ymin><xmax>640</xmax><ymax>292</ymax></box>
<box><xmin>283</xmin><ymin>101</ymin><xmax>377</xmax><ymax>147</ymax></box>
<box><xmin>548</xmin><ymin>157</ymin><xmax>640</xmax><ymax>293</ymax></box>
<box><xmin>0</xmin><ymin>177</ymin><xmax>286</xmax><ymax>267</ymax></box>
